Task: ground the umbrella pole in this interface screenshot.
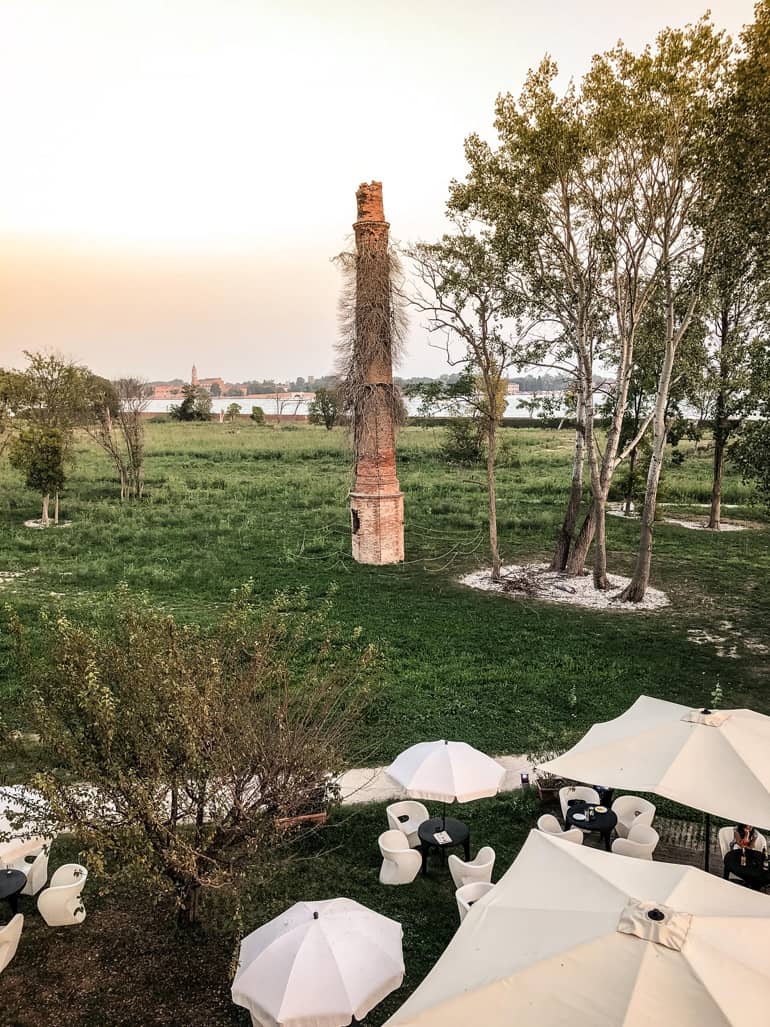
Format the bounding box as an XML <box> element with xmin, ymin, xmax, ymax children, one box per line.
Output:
<box><xmin>704</xmin><ymin>812</ymin><xmax>711</xmax><ymax>873</ymax></box>
<box><xmin>442</xmin><ymin>801</ymin><xmax>446</xmax><ymax>830</ymax></box>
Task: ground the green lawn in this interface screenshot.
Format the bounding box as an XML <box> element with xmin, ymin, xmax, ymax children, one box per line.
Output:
<box><xmin>2</xmin><ymin>422</ymin><xmax>768</xmax><ymax>758</ymax></box>
<box><xmin>1</xmin><ymin>421</ymin><xmax>768</xmax><ymax>1025</ymax></box>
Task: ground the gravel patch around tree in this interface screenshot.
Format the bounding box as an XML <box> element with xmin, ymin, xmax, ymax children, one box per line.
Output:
<box><xmin>460</xmin><ymin>563</ymin><xmax>670</xmax><ymax>612</ymax></box>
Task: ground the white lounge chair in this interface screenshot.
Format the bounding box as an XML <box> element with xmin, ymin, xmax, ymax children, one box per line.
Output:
<box><xmin>537</xmin><ymin>814</ymin><xmax>583</xmax><ymax>844</ymax></box>
<box><xmin>718</xmin><ymin>825</ymin><xmax>767</xmax><ymax>859</ymax></box>
<box><xmin>37</xmin><ymin>864</ymin><xmax>88</xmax><ymax>927</ymax></box>
<box><xmin>378</xmin><ymin>830</ymin><xmax>422</xmax><ymax>885</ymax></box>
<box><xmin>559</xmin><ymin>785</ymin><xmax>600</xmax><ymax>822</ymax></box>
<box><xmin>386</xmin><ymin>801</ymin><xmax>430</xmax><ymax>848</ymax></box>
<box><xmin>0</xmin><ymin>914</ymin><xmax>23</xmax><ymax>975</ymax></box>
<box><xmin>7</xmin><ymin>841</ymin><xmax>52</xmax><ymax>896</ymax></box>
<box><xmin>448</xmin><ymin>846</ymin><xmax>495</xmax><ymax>889</ymax></box>
<box><xmin>455</xmin><ymin>882</ymin><xmax>495</xmax><ymax>923</ymax></box>
<box><xmin>612</xmin><ymin>823</ymin><xmax>660</xmax><ymax>860</ymax></box>
<box><xmin>611</xmin><ymin>796</ymin><xmax>656</xmax><ymax>838</ymax></box>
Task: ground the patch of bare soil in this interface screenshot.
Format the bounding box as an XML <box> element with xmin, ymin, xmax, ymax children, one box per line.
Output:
<box><xmin>23</xmin><ymin>519</ymin><xmax>72</xmax><ymax>529</ymax></box>
<box><xmin>1</xmin><ymin>888</ymin><xmax>239</xmax><ymax>1027</ymax></box>
<box><xmin>460</xmin><ymin>563</ymin><xmax>670</xmax><ymax>612</ymax></box>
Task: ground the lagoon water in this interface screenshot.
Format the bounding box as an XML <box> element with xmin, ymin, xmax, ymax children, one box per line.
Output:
<box><xmin>143</xmin><ymin>394</ymin><xmax>566</xmax><ymax>418</ymax></box>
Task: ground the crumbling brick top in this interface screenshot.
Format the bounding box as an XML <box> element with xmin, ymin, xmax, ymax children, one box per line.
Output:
<box><xmin>356</xmin><ymin>181</ymin><xmax>385</xmax><ymax>222</ymax></box>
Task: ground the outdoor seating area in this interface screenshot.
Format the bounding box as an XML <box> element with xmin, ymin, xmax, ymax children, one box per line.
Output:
<box><xmin>0</xmin><ymin>817</ymin><xmax>87</xmax><ymax>976</ymax></box>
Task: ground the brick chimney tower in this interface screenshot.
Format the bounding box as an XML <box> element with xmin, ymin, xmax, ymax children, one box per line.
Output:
<box><xmin>191</xmin><ymin>364</ymin><xmax>198</xmax><ymax>387</ymax></box>
<box><xmin>349</xmin><ymin>181</ymin><xmax>404</xmax><ymax>564</ymax></box>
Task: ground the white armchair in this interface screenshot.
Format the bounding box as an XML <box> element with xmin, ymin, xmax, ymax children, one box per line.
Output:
<box><xmin>37</xmin><ymin>863</ymin><xmax>88</xmax><ymax>927</ymax></box>
<box><xmin>611</xmin><ymin>796</ymin><xmax>656</xmax><ymax>839</ymax></box>
<box><xmin>455</xmin><ymin>882</ymin><xmax>495</xmax><ymax>923</ymax></box>
<box><xmin>537</xmin><ymin>814</ymin><xmax>583</xmax><ymax>845</ymax></box>
<box><xmin>7</xmin><ymin>840</ymin><xmax>52</xmax><ymax>896</ymax></box>
<box><xmin>559</xmin><ymin>786</ymin><xmax>600</xmax><ymax>822</ymax></box>
<box><xmin>378</xmin><ymin>830</ymin><xmax>422</xmax><ymax>885</ymax></box>
<box><xmin>612</xmin><ymin>824</ymin><xmax>660</xmax><ymax>860</ymax></box>
<box><xmin>0</xmin><ymin>914</ymin><xmax>23</xmax><ymax>975</ymax></box>
<box><xmin>386</xmin><ymin>801</ymin><xmax>430</xmax><ymax>848</ymax></box>
<box><xmin>448</xmin><ymin>846</ymin><xmax>495</xmax><ymax>889</ymax></box>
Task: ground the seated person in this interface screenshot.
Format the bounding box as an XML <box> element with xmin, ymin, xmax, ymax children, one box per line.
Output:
<box><xmin>732</xmin><ymin>824</ymin><xmax>760</xmax><ymax>851</ymax></box>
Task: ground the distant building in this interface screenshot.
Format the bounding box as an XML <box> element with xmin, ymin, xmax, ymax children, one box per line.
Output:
<box><xmin>506</xmin><ymin>380</ymin><xmax>521</xmax><ymax>394</ymax></box>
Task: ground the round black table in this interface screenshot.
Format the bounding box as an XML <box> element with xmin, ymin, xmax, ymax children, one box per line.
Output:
<box><xmin>0</xmin><ymin>869</ymin><xmax>26</xmax><ymax>915</ymax></box>
<box><xmin>723</xmin><ymin>848</ymin><xmax>770</xmax><ymax>890</ymax></box>
<box><xmin>565</xmin><ymin>802</ymin><xmax>617</xmax><ymax>851</ymax></box>
<box><xmin>418</xmin><ymin>817</ymin><xmax>470</xmax><ymax>875</ymax></box>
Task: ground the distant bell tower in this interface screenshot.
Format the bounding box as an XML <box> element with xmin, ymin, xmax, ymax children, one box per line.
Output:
<box><xmin>348</xmin><ymin>181</ymin><xmax>404</xmax><ymax>565</ymax></box>
<box><xmin>191</xmin><ymin>364</ymin><xmax>198</xmax><ymax>387</ymax></box>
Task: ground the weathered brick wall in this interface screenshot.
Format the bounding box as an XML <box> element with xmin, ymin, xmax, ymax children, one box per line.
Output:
<box><xmin>349</xmin><ymin>181</ymin><xmax>404</xmax><ymax>565</ymax></box>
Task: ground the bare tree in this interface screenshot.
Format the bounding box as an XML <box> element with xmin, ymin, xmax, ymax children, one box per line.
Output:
<box><xmin>410</xmin><ymin>229</ymin><xmax>525</xmax><ymax>581</ymax></box>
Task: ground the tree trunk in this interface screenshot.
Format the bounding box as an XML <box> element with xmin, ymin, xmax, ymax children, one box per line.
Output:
<box><xmin>54</xmin><ymin>490</ymin><xmax>60</xmax><ymax>525</ymax></box>
<box><xmin>620</xmin><ymin>351</ymin><xmax>675</xmax><ymax>602</ymax></box>
<box><xmin>708</xmin><ymin>309</ymin><xmax>730</xmax><ymax>531</ymax></box>
<box><xmin>624</xmin><ymin>446</ymin><xmax>637</xmax><ymax>516</ymax></box>
<box><xmin>177</xmin><ymin>882</ymin><xmax>202</xmax><ymax>926</ymax></box>
<box><xmin>593</xmin><ymin>493</ymin><xmax>609</xmax><ymax>589</ymax></box>
<box><xmin>708</xmin><ymin>428</ymin><xmax>726</xmax><ymax>530</ymax></box>
<box><xmin>551</xmin><ymin>392</ymin><xmax>585</xmax><ymax>571</ymax></box>
<box><xmin>41</xmin><ymin>493</ymin><xmax>50</xmax><ymax>527</ymax></box>
<box><xmin>565</xmin><ymin>373</ymin><xmax>596</xmax><ymax>577</ymax></box>
<box><xmin>487</xmin><ymin>424</ymin><xmax>501</xmax><ymax>581</ymax></box>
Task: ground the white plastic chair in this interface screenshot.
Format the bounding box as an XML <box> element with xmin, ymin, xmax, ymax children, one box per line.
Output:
<box><xmin>456</xmin><ymin>882</ymin><xmax>495</xmax><ymax>923</ymax></box>
<box><xmin>7</xmin><ymin>841</ymin><xmax>52</xmax><ymax>896</ymax></box>
<box><xmin>386</xmin><ymin>801</ymin><xmax>430</xmax><ymax>848</ymax></box>
<box><xmin>378</xmin><ymin>830</ymin><xmax>422</xmax><ymax>885</ymax></box>
<box><xmin>37</xmin><ymin>863</ymin><xmax>88</xmax><ymax>927</ymax></box>
<box><xmin>559</xmin><ymin>786</ymin><xmax>601</xmax><ymax>822</ymax></box>
<box><xmin>448</xmin><ymin>846</ymin><xmax>495</xmax><ymax>889</ymax></box>
<box><xmin>537</xmin><ymin>814</ymin><xmax>583</xmax><ymax>845</ymax></box>
<box><xmin>611</xmin><ymin>796</ymin><xmax>656</xmax><ymax>838</ymax></box>
<box><xmin>0</xmin><ymin>914</ymin><xmax>23</xmax><ymax>975</ymax></box>
<box><xmin>612</xmin><ymin>824</ymin><xmax>660</xmax><ymax>860</ymax></box>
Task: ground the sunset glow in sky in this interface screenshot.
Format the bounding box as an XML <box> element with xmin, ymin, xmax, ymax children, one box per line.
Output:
<box><xmin>0</xmin><ymin>0</ymin><xmax>758</xmax><ymax>380</ymax></box>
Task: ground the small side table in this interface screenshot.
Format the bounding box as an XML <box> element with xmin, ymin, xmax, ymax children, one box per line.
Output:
<box><xmin>565</xmin><ymin>802</ymin><xmax>617</xmax><ymax>852</ymax></box>
<box><xmin>723</xmin><ymin>848</ymin><xmax>770</xmax><ymax>890</ymax></box>
<box><xmin>0</xmin><ymin>869</ymin><xmax>27</xmax><ymax>916</ymax></box>
<box><xmin>418</xmin><ymin>817</ymin><xmax>471</xmax><ymax>875</ymax></box>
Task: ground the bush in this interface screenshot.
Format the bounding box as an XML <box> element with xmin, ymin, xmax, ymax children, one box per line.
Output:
<box><xmin>440</xmin><ymin>418</ymin><xmax>485</xmax><ymax>465</ymax></box>
<box><xmin>250</xmin><ymin>406</ymin><xmax>265</xmax><ymax>425</ymax></box>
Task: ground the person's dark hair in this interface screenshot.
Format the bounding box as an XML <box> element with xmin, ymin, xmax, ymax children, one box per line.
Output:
<box><xmin>736</xmin><ymin>823</ymin><xmax>757</xmax><ymax>841</ymax></box>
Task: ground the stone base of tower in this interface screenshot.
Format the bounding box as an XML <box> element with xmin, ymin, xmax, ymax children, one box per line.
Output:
<box><xmin>349</xmin><ymin>491</ymin><xmax>404</xmax><ymax>564</ymax></box>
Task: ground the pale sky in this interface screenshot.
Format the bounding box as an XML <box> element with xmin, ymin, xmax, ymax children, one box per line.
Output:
<box><xmin>0</xmin><ymin>0</ymin><xmax>757</xmax><ymax>382</ymax></box>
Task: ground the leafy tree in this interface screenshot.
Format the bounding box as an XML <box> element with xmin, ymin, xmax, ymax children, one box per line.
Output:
<box><xmin>2</xmin><ymin>584</ymin><xmax>377</xmax><ymax>926</ymax></box>
<box><xmin>225</xmin><ymin>402</ymin><xmax>242</xmax><ymax>422</ymax></box>
<box><xmin>732</xmin><ymin>340</ymin><xmax>770</xmax><ymax>509</ymax></box>
<box><xmin>170</xmin><ymin>384</ymin><xmax>212</xmax><ymax>422</ymax></box>
<box><xmin>209</xmin><ymin>383</ymin><xmax>221</xmax><ymax>397</ymax></box>
<box><xmin>307</xmin><ymin>387</ymin><xmax>340</xmax><ymax>430</ymax></box>
<box><xmin>8</xmin><ymin>426</ymin><xmax>67</xmax><ymax>525</ymax></box>
<box><xmin>250</xmin><ymin>405</ymin><xmax>266</xmax><ymax>425</ymax></box>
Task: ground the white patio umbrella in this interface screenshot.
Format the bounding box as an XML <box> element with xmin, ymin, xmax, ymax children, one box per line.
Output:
<box><xmin>540</xmin><ymin>695</ymin><xmax>770</xmax><ymax>868</ymax></box>
<box><xmin>232</xmin><ymin>897</ymin><xmax>404</xmax><ymax>1027</ymax></box>
<box><xmin>386</xmin><ymin>740</ymin><xmax>505</xmax><ymax>826</ymax></box>
<box><xmin>386</xmin><ymin>829</ymin><xmax>770</xmax><ymax>1026</ymax></box>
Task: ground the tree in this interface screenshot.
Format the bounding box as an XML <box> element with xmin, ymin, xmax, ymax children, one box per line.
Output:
<box><xmin>82</xmin><ymin>377</ymin><xmax>149</xmax><ymax>500</ymax></box>
<box><xmin>2</xmin><ymin>584</ymin><xmax>377</xmax><ymax>926</ymax></box>
<box><xmin>8</xmin><ymin>426</ymin><xmax>67</xmax><ymax>525</ymax></box>
<box><xmin>410</xmin><ymin>231</ymin><xmax>523</xmax><ymax>581</ymax></box>
<box><xmin>307</xmin><ymin>387</ymin><xmax>340</xmax><ymax>430</ymax></box>
<box><xmin>169</xmin><ymin>384</ymin><xmax>212</xmax><ymax>422</ymax></box>
<box><xmin>250</xmin><ymin>405</ymin><xmax>266</xmax><ymax>425</ymax></box>
<box><xmin>732</xmin><ymin>339</ymin><xmax>770</xmax><ymax>509</ymax></box>
<box><xmin>209</xmin><ymin>383</ymin><xmax>221</xmax><ymax>397</ymax></box>
<box><xmin>225</xmin><ymin>402</ymin><xmax>242</xmax><ymax>422</ymax></box>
